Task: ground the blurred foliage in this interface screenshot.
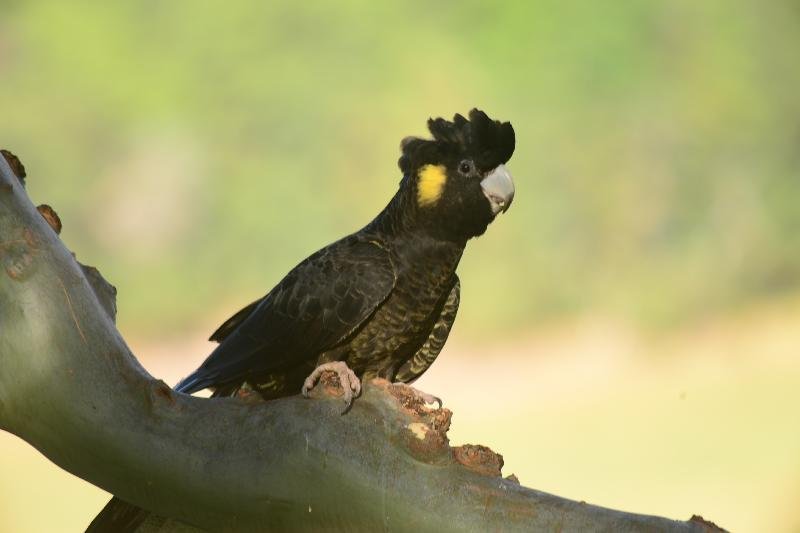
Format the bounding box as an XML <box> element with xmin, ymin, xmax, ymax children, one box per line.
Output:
<box><xmin>1</xmin><ymin>0</ymin><xmax>799</xmax><ymax>337</ymax></box>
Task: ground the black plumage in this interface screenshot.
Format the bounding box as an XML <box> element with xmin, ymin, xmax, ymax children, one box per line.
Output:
<box><xmin>174</xmin><ymin>108</ymin><xmax>516</xmax><ymax>402</ymax></box>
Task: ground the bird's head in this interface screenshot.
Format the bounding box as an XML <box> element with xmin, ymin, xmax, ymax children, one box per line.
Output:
<box><xmin>398</xmin><ymin>109</ymin><xmax>515</xmax><ymax>241</ymax></box>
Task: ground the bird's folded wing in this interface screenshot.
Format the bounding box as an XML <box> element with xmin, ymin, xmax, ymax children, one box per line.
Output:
<box><xmin>175</xmin><ymin>236</ymin><xmax>396</xmax><ymax>393</ymax></box>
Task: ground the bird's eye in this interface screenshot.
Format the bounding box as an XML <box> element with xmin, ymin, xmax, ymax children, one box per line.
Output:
<box><xmin>458</xmin><ymin>160</ymin><xmax>473</xmax><ymax>175</ymax></box>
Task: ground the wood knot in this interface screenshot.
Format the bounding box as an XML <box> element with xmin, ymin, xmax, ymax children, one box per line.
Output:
<box><xmin>1</xmin><ymin>240</ymin><xmax>37</xmax><ymax>281</ymax></box>
<box><xmin>689</xmin><ymin>515</ymin><xmax>727</xmax><ymax>532</ymax></box>
<box><xmin>429</xmin><ymin>407</ymin><xmax>451</xmax><ymax>433</ymax></box>
<box><xmin>79</xmin><ymin>262</ymin><xmax>118</xmax><ymax>322</ymax></box>
<box><xmin>388</xmin><ymin>383</ymin><xmax>426</xmax><ymax>413</ymax></box>
<box><xmin>400</xmin><ymin>417</ymin><xmax>450</xmax><ymax>463</ymax></box>
<box><xmin>453</xmin><ymin>444</ymin><xmax>504</xmax><ymax>477</ymax></box>
<box><xmin>149</xmin><ymin>380</ymin><xmax>176</xmax><ymax>406</ymax></box>
<box><xmin>37</xmin><ymin>204</ymin><xmax>62</xmax><ymax>234</ymax></box>
<box><xmin>1</xmin><ymin>149</ymin><xmax>26</xmax><ymax>187</ymax></box>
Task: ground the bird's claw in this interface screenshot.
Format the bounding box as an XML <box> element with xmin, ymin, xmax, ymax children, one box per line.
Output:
<box><xmin>394</xmin><ymin>382</ymin><xmax>443</xmax><ymax>409</ymax></box>
<box><xmin>301</xmin><ymin>361</ymin><xmax>361</xmax><ymax>414</ymax></box>
<box><xmin>420</xmin><ymin>392</ymin><xmax>443</xmax><ymax>409</ymax></box>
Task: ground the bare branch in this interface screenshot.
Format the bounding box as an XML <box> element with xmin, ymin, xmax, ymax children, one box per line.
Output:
<box><xmin>0</xmin><ymin>155</ymin><xmax>724</xmax><ymax>532</ymax></box>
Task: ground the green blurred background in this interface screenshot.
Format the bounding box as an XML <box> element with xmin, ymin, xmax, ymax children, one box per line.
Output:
<box><xmin>1</xmin><ymin>1</ymin><xmax>799</xmax><ymax>531</ymax></box>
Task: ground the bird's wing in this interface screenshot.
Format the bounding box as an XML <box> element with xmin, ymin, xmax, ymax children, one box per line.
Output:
<box><xmin>208</xmin><ymin>298</ymin><xmax>261</xmax><ymax>343</ymax></box>
<box><xmin>394</xmin><ymin>275</ymin><xmax>460</xmax><ymax>383</ymax></box>
<box><xmin>175</xmin><ymin>236</ymin><xmax>396</xmax><ymax>393</ymax></box>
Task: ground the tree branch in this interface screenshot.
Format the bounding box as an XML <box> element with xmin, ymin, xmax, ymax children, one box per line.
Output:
<box><xmin>0</xmin><ymin>153</ymin><xmax>725</xmax><ymax>532</ymax></box>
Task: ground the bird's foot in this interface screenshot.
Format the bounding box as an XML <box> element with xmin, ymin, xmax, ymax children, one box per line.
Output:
<box><xmin>301</xmin><ymin>361</ymin><xmax>362</xmax><ymax>414</ymax></box>
<box><xmin>392</xmin><ymin>382</ymin><xmax>442</xmax><ymax>409</ymax></box>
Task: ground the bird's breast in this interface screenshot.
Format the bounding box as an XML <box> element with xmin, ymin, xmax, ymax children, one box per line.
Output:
<box><xmin>342</xmin><ymin>238</ymin><xmax>462</xmax><ymax>378</ymax></box>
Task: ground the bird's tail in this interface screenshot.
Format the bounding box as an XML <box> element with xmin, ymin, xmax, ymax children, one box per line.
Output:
<box><xmin>173</xmin><ymin>372</ymin><xmax>208</xmax><ymax>394</ymax></box>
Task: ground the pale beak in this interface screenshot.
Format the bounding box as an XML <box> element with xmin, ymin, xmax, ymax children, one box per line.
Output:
<box><xmin>480</xmin><ymin>164</ymin><xmax>515</xmax><ymax>216</ymax></box>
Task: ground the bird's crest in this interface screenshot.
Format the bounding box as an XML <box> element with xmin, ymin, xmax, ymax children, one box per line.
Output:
<box><xmin>398</xmin><ymin>109</ymin><xmax>515</xmax><ymax>174</ymax></box>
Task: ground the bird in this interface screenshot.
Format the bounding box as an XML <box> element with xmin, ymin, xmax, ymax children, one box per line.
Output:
<box><xmin>173</xmin><ymin>108</ymin><xmax>515</xmax><ymax>409</ymax></box>
<box><xmin>87</xmin><ymin>108</ymin><xmax>515</xmax><ymax>532</ymax></box>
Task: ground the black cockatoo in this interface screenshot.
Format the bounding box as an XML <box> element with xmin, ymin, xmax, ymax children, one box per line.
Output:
<box><xmin>174</xmin><ymin>108</ymin><xmax>515</xmax><ymax>409</ymax></box>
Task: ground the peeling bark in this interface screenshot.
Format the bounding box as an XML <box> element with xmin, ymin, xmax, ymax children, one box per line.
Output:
<box><xmin>0</xmin><ymin>154</ymin><xmax>726</xmax><ymax>532</ymax></box>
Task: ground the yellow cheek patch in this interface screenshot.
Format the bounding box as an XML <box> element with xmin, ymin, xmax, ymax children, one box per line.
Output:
<box><xmin>416</xmin><ymin>164</ymin><xmax>447</xmax><ymax>207</ymax></box>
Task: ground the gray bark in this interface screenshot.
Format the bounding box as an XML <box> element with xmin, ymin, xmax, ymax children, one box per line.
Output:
<box><xmin>0</xmin><ymin>154</ymin><xmax>725</xmax><ymax>532</ymax></box>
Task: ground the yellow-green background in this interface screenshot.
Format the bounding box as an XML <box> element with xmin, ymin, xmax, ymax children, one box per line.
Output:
<box><xmin>1</xmin><ymin>1</ymin><xmax>798</xmax><ymax>531</ymax></box>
